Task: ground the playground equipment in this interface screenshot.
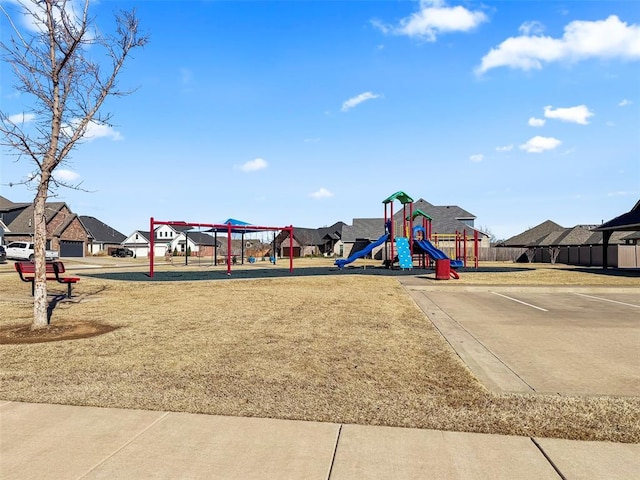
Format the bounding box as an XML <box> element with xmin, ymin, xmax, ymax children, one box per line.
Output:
<box><xmin>335</xmin><ymin>191</ymin><xmax>480</xmax><ymax>279</ymax></box>
<box><xmin>334</xmin><ymin>232</ymin><xmax>389</xmax><ymax>269</ymax></box>
<box><xmin>383</xmin><ymin>191</ymin><xmax>415</xmax><ymax>270</ymax></box>
<box><xmin>148</xmin><ymin>218</ymin><xmax>294</xmax><ymax>277</ymax></box>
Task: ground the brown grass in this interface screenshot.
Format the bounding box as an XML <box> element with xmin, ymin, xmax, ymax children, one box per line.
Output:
<box><xmin>0</xmin><ymin>259</ymin><xmax>638</xmax><ymax>443</ymax></box>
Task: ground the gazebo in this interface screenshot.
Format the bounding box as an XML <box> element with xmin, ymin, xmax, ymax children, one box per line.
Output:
<box><xmin>594</xmin><ymin>200</ymin><xmax>640</xmax><ymax>269</ymax></box>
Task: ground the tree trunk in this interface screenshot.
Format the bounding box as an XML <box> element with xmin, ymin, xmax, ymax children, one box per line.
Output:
<box><xmin>32</xmin><ymin>183</ymin><xmax>49</xmax><ymax>329</ymax></box>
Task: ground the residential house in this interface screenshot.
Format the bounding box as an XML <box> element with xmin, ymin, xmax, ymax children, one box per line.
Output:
<box><xmin>0</xmin><ymin>195</ymin><xmax>90</xmax><ymax>256</ymax></box>
<box><xmin>498</xmin><ymin>215</ymin><xmax>640</xmax><ymax>268</ymax></box>
<box><xmin>275</xmin><ymin>222</ymin><xmax>346</xmax><ymax>258</ymax></box>
<box><xmin>80</xmin><ymin>216</ymin><xmax>127</xmax><ymax>255</ymax></box>
<box><xmin>122</xmin><ymin>225</ymin><xmax>222</xmax><ymax>258</ymax></box>
<box><xmin>0</xmin><ymin>218</ymin><xmax>8</xmax><ymax>245</ymax></box>
<box><xmin>121</xmin><ymin>230</ymin><xmax>152</xmax><ymax>258</ymax></box>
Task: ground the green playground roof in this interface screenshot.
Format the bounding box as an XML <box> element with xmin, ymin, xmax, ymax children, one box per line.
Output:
<box><xmin>382</xmin><ymin>191</ymin><xmax>414</xmax><ymax>204</ymax></box>
<box><xmin>406</xmin><ymin>209</ymin><xmax>432</xmax><ymax>221</ymax></box>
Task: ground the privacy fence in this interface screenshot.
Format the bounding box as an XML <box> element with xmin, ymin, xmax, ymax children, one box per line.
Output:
<box><xmin>481</xmin><ymin>245</ymin><xmax>640</xmax><ymax>268</ymax></box>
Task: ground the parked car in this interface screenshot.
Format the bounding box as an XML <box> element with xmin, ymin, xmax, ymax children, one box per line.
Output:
<box><xmin>0</xmin><ymin>245</ymin><xmax>6</xmax><ymax>263</ymax></box>
<box><xmin>111</xmin><ymin>247</ymin><xmax>134</xmax><ymax>258</ymax></box>
<box><xmin>4</xmin><ymin>242</ymin><xmax>59</xmax><ymax>261</ymax></box>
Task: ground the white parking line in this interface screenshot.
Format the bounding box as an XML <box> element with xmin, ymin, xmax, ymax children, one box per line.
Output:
<box><xmin>573</xmin><ymin>293</ymin><xmax>640</xmax><ymax>308</ymax></box>
<box><xmin>490</xmin><ymin>292</ymin><xmax>548</xmax><ymax>311</ymax></box>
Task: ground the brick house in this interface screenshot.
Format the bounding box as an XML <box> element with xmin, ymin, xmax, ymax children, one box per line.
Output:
<box><xmin>0</xmin><ymin>195</ymin><xmax>90</xmax><ymax>257</ymax></box>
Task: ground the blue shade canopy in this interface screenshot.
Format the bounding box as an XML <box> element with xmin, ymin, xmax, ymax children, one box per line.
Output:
<box><xmin>222</xmin><ymin>218</ymin><xmax>252</xmax><ymax>226</ymax></box>
<box><xmin>206</xmin><ymin>218</ymin><xmax>274</xmax><ymax>234</ymax></box>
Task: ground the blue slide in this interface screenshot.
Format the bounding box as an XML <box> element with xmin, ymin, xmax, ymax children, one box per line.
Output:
<box><xmin>335</xmin><ymin>233</ymin><xmax>389</xmax><ymax>269</ymax></box>
<box><xmin>414</xmin><ymin>239</ymin><xmax>464</xmax><ymax>269</ymax></box>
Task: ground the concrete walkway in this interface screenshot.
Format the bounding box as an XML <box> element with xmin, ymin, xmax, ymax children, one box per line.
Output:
<box><xmin>1</xmin><ymin>401</ymin><xmax>639</xmax><ymax>479</ymax></box>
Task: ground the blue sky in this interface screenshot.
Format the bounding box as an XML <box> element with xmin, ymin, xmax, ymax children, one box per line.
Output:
<box><xmin>1</xmin><ymin>0</ymin><xmax>639</xmax><ymax>240</ymax></box>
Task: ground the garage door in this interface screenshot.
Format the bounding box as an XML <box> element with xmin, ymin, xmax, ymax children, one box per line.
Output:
<box><xmin>282</xmin><ymin>247</ymin><xmax>301</xmax><ymax>258</ymax></box>
<box><xmin>59</xmin><ymin>240</ymin><xmax>84</xmax><ymax>257</ymax></box>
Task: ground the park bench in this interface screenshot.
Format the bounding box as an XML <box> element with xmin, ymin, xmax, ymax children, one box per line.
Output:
<box><xmin>14</xmin><ymin>261</ymin><xmax>80</xmax><ymax>298</ymax></box>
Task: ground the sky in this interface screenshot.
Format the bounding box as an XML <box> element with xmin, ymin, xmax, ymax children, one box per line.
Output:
<box><xmin>1</xmin><ymin>0</ymin><xmax>639</xmax><ymax>241</ymax></box>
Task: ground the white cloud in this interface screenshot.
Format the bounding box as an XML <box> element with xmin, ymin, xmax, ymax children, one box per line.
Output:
<box><xmin>544</xmin><ymin>105</ymin><xmax>594</xmax><ymax>125</ymax></box>
<box><xmin>341</xmin><ymin>92</ymin><xmax>381</xmax><ymax>112</ymax></box>
<box><xmin>239</xmin><ymin>158</ymin><xmax>268</xmax><ymax>172</ymax></box>
<box><xmin>519</xmin><ymin>21</ymin><xmax>545</xmax><ymax>36</ymax></box>
<box><xmin>528</xmin><ymin>117</ymin><xmax>546</xmax><ymax>127</ymax></box>
<box><xmin>7</xmin><ymin>112</ymin><xmax>36</xmax><ymax>124</ymax></box>
<box><xmin>618</xmin><ymin>99</ymin><xmax>632</xmax><ymax>106</ymax></box>
<box><xmin>311</xmin><ymin>187</ymin><xmax>333</xmax><ymax>199</ymax></box>
<box><xmin>377</xmin><ymin>0</ymin><xmax>488</xmax><ymax>42</ymax></box>
<box><xmin>82</xmin><ymin>121</ymin><xmax>124</xmax><ymax>141</ymax></box>
<box><xmin>476</xmin><ymin>15</ymin><xmax>640</xmax><ymax>74</ymax></box>
<box><xmin>53</xmin><ymin>169</ymin><xmax>80</xmax><ymax>182</ymax></box>
<box><xmin>8</xmin><ymin>0</ymin><xmax>92</xmax><ymax>39</ymax></box>
<box><xmin>496</xmin><ymin>144</ymin><xmax>513</xmax><ymax>152</ymax></box>
<box><xmin>519</xmin><ymin>136</ymin><xmax>562</xmax><ymax>153</ymax></box>
<box><xmin>607</xmin><ymin>191</ymin><xmax>636</xmax><ymax>197</ymax></box>
<box><xmin>469</xmin><ymin>154</ymin><xmax>484</xmax><ymax>162</ymax></box>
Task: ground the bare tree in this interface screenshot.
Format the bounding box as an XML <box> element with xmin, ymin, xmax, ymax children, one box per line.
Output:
<box><xmin>525</xmin><ymin>247</ymin><xmax>536</xmax><ymax>263</ymax></box>
<box><xmin>548</xmin><ymin>246</ymin><xmax>560</xmax><ymax>264</ymax></box>
<box><xmin>0</xmin><ymin>0</ymin><xmax>146</xmax><ymax>329</ymax></box>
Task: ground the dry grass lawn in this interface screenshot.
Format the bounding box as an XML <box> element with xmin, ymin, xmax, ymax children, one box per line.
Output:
<box><xmin>0</xmin><ymin>259</ymin><xmax>638</xmax><ymax>443</ymax></box>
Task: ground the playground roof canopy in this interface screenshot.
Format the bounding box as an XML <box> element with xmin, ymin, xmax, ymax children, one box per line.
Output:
<box><xmin>407</xmin><ymin>209</ymin><xmax>433</xmax><ymax>221</ymax></box>
<box><xmin>383</xmin><ymin>191</ymin><xmax>414</xmax><ymax>205</ymax></box>
<box><xmin>593</xmin><ymin>199</ymin><xmax>640</xmax><ymax>232</ymax></box>
<box><xmin>204</xmin><ymin>218</ymin><xmax>275</xmax><ymax>234</ymax></box>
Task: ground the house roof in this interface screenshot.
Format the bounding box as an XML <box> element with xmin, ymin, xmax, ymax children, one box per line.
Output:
<box><xmin>341</xmin><ymin>218</ymin><xmax>386</xmax><ymax>242</ymax></box>
<box><xmin>0</xmin><ymin>195</ymin><xmax>24</xmax><ymax>210</ymax></box>
<box><xmin>594</xmin><ymin>199</ymin><xmax>640</xmax><ymax>232</ymax></box>
<box><xmin>274</xmin><ymin>221</ymin><xmax>346</xmax><ymax>246</ymax></box>
<box><xmin>531</xmin><ymin>226</ymin><xmax>593</xmax><ymax>247</ymax></box>
<box><xmin>498</xmin><ymin>220</ymin><xmax>564</xmax><ymax>247</ymax></box>
<box><xmin>411</xmin><ymin>199</ymin><xmax>475</xmax><ymax>220</ymax></box>
<box><xmin>584</xmin><ymin>231</ymin><xmax>635</xmax><ymax>245</ymax></box>
<box><xmin>80</xmin><ymin>216</ymin><xmax>126</xmax><ymax>243</ymax></box>
<box><xmin>180</xmin><ymin>231</ymin><xmax>218</xmax><ymax>246</ymax></box>
<box><xmin>2</xmin><ymin>201</ymin><xmax>67</xmax><ymax>234</ymax></box>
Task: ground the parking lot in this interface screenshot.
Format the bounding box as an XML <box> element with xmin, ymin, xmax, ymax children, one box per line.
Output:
<box><xmin>402</xmin><ymin>283</ymin><xmax>639</xmax><ymax>397</ymax></box>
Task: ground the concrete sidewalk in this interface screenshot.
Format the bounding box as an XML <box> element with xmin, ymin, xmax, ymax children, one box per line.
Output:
<box><xmin>1</xmin><ymin>401</ymin><xmax>638</xmax><ymax>479</ymax></box>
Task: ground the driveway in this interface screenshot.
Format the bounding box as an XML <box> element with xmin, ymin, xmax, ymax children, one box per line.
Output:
<box><xmin>401</xmin><ymin>282</ymin><xmax>640</xmax><ymax>397</ymax></box>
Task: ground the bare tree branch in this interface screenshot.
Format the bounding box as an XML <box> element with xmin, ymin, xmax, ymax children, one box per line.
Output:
<box><xmin>0</xmin><ymin>0</ymin><xmax>147</xmax><ymax>329</ymax></box>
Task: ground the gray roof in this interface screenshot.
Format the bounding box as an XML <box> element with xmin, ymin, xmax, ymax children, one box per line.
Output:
<box><xmin>1</xmin><ymin>201</ymin><xmax>67</xmax><ymax>234</ymax></box>
<box><xmin>392</xmin><ymin>199</ymin><xmax>481</xmax><ymax>237</ymax></box>
<box><xmin>498</xmin><ymin>220</ymin><xmax>564</xmax><ymax>247</ymax></box>
<box><xmin>274</xmin><ymin>221</ymin><xmax>346</xmax><ymax>246</ymax></box>
<box><xmin>532</xmin><ymin>226</ymin><xmax>593</xmax><ymax>247</ymax></box>
<box><xmin>182</xmin><ymin>231</ymin><xmax>218</xmax><ymax>246</ymax></box>
<box><xmin>80</xmin><ymin>216</ymin><xmax>126</xmax><ymax>243</ymax></box>
<box><xmin>0</xmin><ymin>195</ymin><xmax>23</xmax><ymax>210</ymax></box>
<box><xmin>411</xmin><ymin>199</ymin><xmax>475</xmax><ymax>220</ymax></box>
<box><xmin>341</xmin><ymin>218</ymin><xmax>386</xmax><ymax>242</ymax></box>
<box><xmin>584</xmin><ymin>231</ymin><xmax>636</xmax><ymax>245</ymax></box>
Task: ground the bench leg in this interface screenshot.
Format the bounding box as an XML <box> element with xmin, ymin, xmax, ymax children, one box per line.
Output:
<box><xmin>31</xmin><ymin>281</ymin><xmax>35</xmax><ymax>296</ymax></box>
<box><xmin>67</xmin><ymin>283</ymin><xmax>72</xmax><ymax>298</ymax></box>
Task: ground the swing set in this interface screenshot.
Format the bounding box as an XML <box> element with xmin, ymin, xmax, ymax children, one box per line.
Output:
<box><xmin>148</xmin><ymin>217</ymin><xmax>294</xmax><ymax>278</ymax></box>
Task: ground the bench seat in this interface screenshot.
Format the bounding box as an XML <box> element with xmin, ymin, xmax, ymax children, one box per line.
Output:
<box><xmin>15</xmin><ymin>261</ymin><xmax>80</xmax><ymax>298</ymax></box>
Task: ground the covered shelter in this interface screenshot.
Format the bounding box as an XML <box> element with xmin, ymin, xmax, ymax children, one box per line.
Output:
<box><xmin>593</xmin><ymin>200</ymin><xmax>640</xmax><ymax>269</ymax></box>
<box><xmin>148</xmin><ymin>217</ymin><xmax>293</xmax><ymax>277</ymax></box>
